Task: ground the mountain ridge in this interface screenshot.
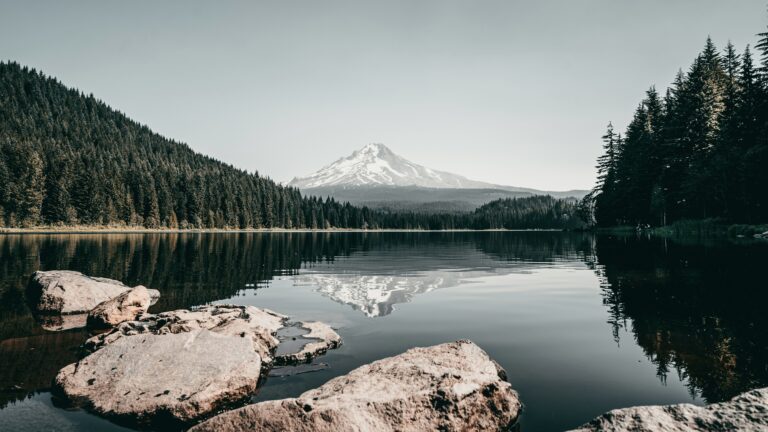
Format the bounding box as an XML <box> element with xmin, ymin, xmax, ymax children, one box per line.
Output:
<box><xmin>290</xmin><ymin>143</ymin><xmax>587</xmax><ymax>201</ymax></box>
<box><xmin>289</xmin><ymin>143</ymin><xmax>495</xmax><ymax>189</ymax></box>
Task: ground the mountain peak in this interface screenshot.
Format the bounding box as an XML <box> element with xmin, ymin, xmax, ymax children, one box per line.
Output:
<box><xmin>360</xmin><ymin>142</ymin><xmax>389</xmax><ymax>152</ymax></box>
<box><xmin>289</xmin><ymin>143</ymin><xmax>588</xmax><ymax>199</ymax></box>
<box><xmin>353</xmin><ymin>143</ymin><xmax>392</xmax><ymax>159</ymax></box>
<box><xmin>289</xmin><ymin>144</ymin><xmax>490</xmax><ymax>189</ymax></box>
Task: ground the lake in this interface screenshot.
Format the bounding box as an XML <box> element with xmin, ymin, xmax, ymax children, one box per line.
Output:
<box><xmin>0</xmin><ymin>232</ymin><xmax>766</xmax><ymax>431</ymax></box>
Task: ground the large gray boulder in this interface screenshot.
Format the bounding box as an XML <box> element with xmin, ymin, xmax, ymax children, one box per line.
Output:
<box><xmin>569</xmin><ymin>387</ymin><xmax>768</xmax><ymax>432</ymax></box>
<box><xmin>87</xmin><ymin>285</ymin><xmax>158</xmax><ymax>329</ymax></box>
<box><xmin>191</xmin><ymin>340</ymin><xmax>521</xmax><ymax>432</ymax></box>
<box><xmin>55</xmin><ymin>305</ymin><xmax>342</xmax><ymax>426</ymax></box>
<box><xmin>56</xmin><ymin>329</ymin><xmax>262</xmax><ymax>424</ymax></box>
<box><xmin>30</xmin><ymin>270</ymin><xmax>141</xmax><ymax>314</ymax></box>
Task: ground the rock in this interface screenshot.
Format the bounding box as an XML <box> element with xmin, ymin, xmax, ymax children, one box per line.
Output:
<box><xmin>191</xmin><ymin>340</ymin><xmax>521</xmax><ymax>432</ymax></box>
<box><xmin>275</xmin><ymin>321</ymin><xmax>342</xmax><ymax>365</ymax></box>
<box><xmin>30</xmin><ymin>270</ymin><xmax>135</xmax><ymax>314</ymax></box>
<box><xmin>85</xmin><ymin>305</ymin><xmax>340</xmax><ymax>366</ymax></box>
<box><xmin>56</xmin><ymin>305</ymin><xmax>342</xmax><ymax>426</ymax></box>
<box><xmin>55</xmin><ymin>329</ymin><xmax>262</xmax><ymax>426</ymax></box>
<box><xmin>85</xmin><ymin>305</ymin><xmax>287</xmax><ymax>364</ymax></box>
<box><xmin>568</xmin><ymin>387</ymin><xmax>768</xmax><ymax>432</ymax></box>
<box><xmin>87</xmin><ymin>286</ymin><xmax>159</xmax><ymax>329</ymax></box>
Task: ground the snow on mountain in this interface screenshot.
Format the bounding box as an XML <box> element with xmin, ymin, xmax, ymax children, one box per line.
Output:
<box><xmin>288</xmin><ymin>143</ymin><xmax>495</xmax><ymax>189</ymax></box>
<box><xmin>289</xmin><ymin>143</ymin><xmax>588</xmax><ymax>201</ymax></box>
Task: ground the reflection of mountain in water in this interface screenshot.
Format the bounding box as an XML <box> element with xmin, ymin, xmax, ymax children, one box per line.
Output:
<box><xmin>295</xmin><ymin>237</ymin><xmax>592</xmax><ymax>318</ymax></box>
<box><xmin>0</xmin><ymin>232</ymin><xmax>591</xmax><ymax>405</ymax></box>
<box><xmin>298</xmin><ymin>273</ymin><xmax>448</xmax><ymax>317</ymax></box>
<box><xmin>298</xmin><ymin>270</ymin><xmax>504</xmax><ymax>318</ymax></box>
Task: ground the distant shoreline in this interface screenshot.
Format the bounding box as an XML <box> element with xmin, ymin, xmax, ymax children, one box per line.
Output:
<box><xmin>0</xmin><ymin>227</ymin><xmax>566</xmax><ymax>235</ymax></box>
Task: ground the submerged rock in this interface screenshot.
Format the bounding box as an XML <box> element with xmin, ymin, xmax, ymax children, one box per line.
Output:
<box><xmin>568</xmin><ymin>387</ymin><xmax>768</xmax><ymax>432</ymax></box>
<box><xmin>86</xmin><ymin>286</ymin><xmax>159</xmax><ymax>329</ymax></box>
<box><xmin>191</xmin><ymin>340</ymin><xmax>521</xmax><ymax>432</ymax></box>
<box><xmin>55</xmin><ymin>305</ymin><xmax>342</xmax><ymax>426</ymax></box>
<box><xmin>30</xmin><ymin>270</ymin><xmax>133</xmax><ymax>314</ymax></box>
<box><xmin>275</xmin><ymin>321</ymin><xmax>342</xmax><ymax>365</ymax></box>
<box><xmin>37</xmin><ymin>313</ymin><xmax>88</xmax><ymax>332</ymax></box>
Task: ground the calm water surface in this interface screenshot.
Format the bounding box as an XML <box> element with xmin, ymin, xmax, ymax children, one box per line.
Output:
<box><xmin>0</xmin><ymin>232</ymin><xmax>766</xmax><ymax>431</ymax></box>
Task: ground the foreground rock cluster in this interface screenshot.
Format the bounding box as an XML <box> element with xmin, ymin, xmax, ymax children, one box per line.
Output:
<box><xmin>569</xmin><ymin>387</ymin><xmax>768</xmax><ymax>431</ymax></box>
<box><xmin>191</xmin><ymin>340</ymin><xmax>522</xmax><ymax>432</ymax></box>
<box><xmin>29</xmin><ymin>270</ymin><xmax>159</xmax><ymax>330</ymax></box>
<box><xmin>34</xmin><ymin>271</ymin><xmax>768</xmax><ymax>431</ymax></box>
<box><xmin>55</xmin><ymin>305</ymin><xmax>343</xmax><ymax>426</ymax></box>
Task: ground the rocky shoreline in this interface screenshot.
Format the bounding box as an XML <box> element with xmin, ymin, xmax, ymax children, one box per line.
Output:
<box><xmin>25</xmin><ymin>271</ymin><xmax>768</xmax><ymax>431</ymax></box>
<box><xmin>54</xmin><ymin>304</ymin><xmax>344</xmax><ymax>428</ymax></box>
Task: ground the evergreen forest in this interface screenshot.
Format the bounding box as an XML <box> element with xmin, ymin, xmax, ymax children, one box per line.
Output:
<box><xmin>588</xmin><ymin>15</ymin><xmax>768</xmax><ymax>227</ymax></box>
<box><xmin>0</xmin><ymin>62</ymin><xmax>580</xmax><ymax>230</ymax></box>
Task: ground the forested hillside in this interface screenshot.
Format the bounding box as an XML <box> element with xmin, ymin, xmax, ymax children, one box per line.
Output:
<box><xmin>374</xmin><ymin>195</ymin><xmax>584</xmax><ymax>230</ymax></box>
<box><xmin>0</xmin><ymin>62</ymin><xmax>582</xmax><ymax>230</ymax></box>
<box><xmin>589</xmin><ymin>14</ymin><xmax>768</xmax><ymax>227</ymax></box>
<box><xmin>0</xmin><ymin>61</ymin><xmax>335</xmax><ymax>229</ymax></box>
<box><xmin>472</xmin><ymin>196</ymin><xmax>583</xmax><ymax>229</ymax></box>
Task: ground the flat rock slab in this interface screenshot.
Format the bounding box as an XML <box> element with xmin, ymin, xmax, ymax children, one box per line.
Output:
<box><xmin>569</xmin><ymin>387</ymin><xmax>768</xmax><ymax>432</ymax></box>
<box><xmin>87</xmin><ymin>305</ymin><xmax>283</xmax><ymax>364</ymax></box>
<box><xmin>191</xmin><ymin>340</ymin><xmax>521</xmax><ymax>432</ymax></box>
<box><xmin>86</xmin><ymin>305</ymin><xmax>340</xmax><ymax>366</ymax></box>
<box><xmin>56</xmin><ymin>329</ymin><xmax>262</xmax><ymax>425</ymax></box>
<box><xmin>56</xmin><ymin>305</ymin><xmax>342</xmax><ymax>426</ymax></box>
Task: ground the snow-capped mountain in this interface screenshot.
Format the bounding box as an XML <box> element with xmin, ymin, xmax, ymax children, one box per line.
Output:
<box><xmin>289</xmin><ymin>143</ymin><xmax>495</xmax><ymax>189</ymax></box>
<box><xmin>289</xmin><ymin>143</ymin><xmax>587</xmax><ymax>207</ymax></box>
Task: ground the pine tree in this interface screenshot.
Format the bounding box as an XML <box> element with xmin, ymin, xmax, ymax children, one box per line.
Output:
<box><xmin>41</xmin><ymin>160</ymin><xmax>76</xmax><ymax>224</ymax></box>
<box><xmin>595</xmin><ymin>122</ymin><xmax>616</xmax><ymax>191</ymax></box>
<box><xmin>593</xmin><ymin>123</ymin><xmax>620</xmax><ymax>226</ymax></box>
<box><xmin>756</xmin><ymin>12</ymin><xmax>768</xmax><ymax>77</ymax></box>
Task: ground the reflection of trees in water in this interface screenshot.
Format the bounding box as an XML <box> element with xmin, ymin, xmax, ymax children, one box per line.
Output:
<box><xmin>0</xmin><ymin>330</ymin><xmax>87</xmax><ymax>408</ymax></box>
<box><xmin>0</xmin><ymin>231</ymin><xmax>600</xmax><ymax>405</ymax></box>
<box><xmin>474</xmin><ymin>231</ymin><xmax>595</xmax><ymax>263</ymax></box>
<box><xmin>2</xmin><ymin>232</ymin><xmax>766</xmax><ymax>409</ymax></box>
<box><xmin>0</xmin><ymin>233</ymin><xmax>359</xmax><ymax>407</ymax></box>
<box><xmin>593</xmin><ymin>235</ymin><xmax>768</xmax><ymax>403</ymax></box>
<box><xmin>0</xmin><ymin>233</ymin><xmax>355</xmax><ymax>330</ymax></box>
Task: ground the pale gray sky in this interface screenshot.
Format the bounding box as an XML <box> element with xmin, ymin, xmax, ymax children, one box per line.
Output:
<box><xmin>1</xmin><ymin>1</ymin><xmax>766</xmax><ymax>190</ymax></box>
